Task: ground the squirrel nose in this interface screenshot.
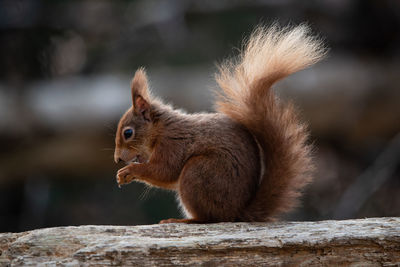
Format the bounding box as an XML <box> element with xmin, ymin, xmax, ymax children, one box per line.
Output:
<box><xmin>114</xmin><ymin>152</ymin><xmax>122</xmax><ymax>163</ymax></box>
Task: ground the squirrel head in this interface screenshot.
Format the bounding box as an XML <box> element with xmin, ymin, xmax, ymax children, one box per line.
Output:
<box><xmin>114</xmin><ymin>68</ymin><xmax>154</xmax><ymax>164</ymax></box>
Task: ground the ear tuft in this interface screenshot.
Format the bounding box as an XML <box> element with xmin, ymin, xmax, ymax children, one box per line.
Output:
<box><xmin>131</xmin><ymin>67</ymin><xmax>150</xmax><ymax>104</ymax></box>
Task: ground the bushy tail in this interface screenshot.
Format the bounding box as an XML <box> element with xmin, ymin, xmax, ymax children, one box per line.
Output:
<box><xmin>216</xmin><ymin>24</ymin><xmax>327</xmax><ymax>221</ymax></box>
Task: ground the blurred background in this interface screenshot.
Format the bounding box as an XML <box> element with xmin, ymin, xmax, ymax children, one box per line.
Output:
<box><xmin>1</xmin><ymin>0</ymin><xmax>399</xmax><ymax>232</ymax></box>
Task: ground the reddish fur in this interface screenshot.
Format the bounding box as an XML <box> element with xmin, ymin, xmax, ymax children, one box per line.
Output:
<box><xmin>114</xmin><ymin>25</ymin><xmax>326</xmax><ymax>223</ymax></box>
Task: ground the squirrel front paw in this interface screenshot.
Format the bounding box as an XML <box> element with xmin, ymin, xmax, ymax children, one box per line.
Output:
<box><xmin>116</xmin><ymin>165</ymin><xmax>136</xmax><ymax>187</ymax></box>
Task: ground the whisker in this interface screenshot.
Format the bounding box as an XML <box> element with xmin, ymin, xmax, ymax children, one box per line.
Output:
<box><xmin>100</xmin><ymin>148</ymin><xmax>114</xmax><ymax>151</ymax></box>
<box><xmin>139</xmin><ymin>186</ymin><xmax>152</xmax><ymax>200</ymax></box>
<box><xmin>104</xmin><ymin>123</ymin><xmax>116</xmax><ymax>131</ymax></box>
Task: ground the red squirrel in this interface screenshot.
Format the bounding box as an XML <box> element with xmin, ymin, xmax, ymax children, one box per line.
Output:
<box><xmin>114</xmin><ymin>24</ymin><xmax>326</xmax><ymax>223</ymax></box>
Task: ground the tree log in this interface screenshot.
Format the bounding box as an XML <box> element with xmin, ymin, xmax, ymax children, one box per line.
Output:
<box><xmin>1</xmin><ymin>218</ymin><xmax>399</xmax><ymax>266</ymax></box>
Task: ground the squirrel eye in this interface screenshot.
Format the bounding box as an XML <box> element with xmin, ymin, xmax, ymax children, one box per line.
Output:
<box><xmin>123</xmin><ymin>128</ymin><xmax>133</xmax><ymax>139</ymax></box>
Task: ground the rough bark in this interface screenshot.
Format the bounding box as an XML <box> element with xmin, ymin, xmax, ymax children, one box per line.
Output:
<box><xmin>1</xmin><ymin>218</ymin><xmax>399</xmax><ymax>266</ymax></box>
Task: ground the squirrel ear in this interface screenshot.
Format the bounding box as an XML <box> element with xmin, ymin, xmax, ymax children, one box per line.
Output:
<box><xmin>133</xmin><ymin>95</ymin><xmax>151</xmax><ymax>121</ymax></box>
<box><xmin>131</xmin><ymin>67</ymin><xmax>150</xmax><ymax>103</ymax></box>
<box><xmin>131</xmin><ymin>68</ymin><xmax>151</xmax><ymax>121</ymax></box>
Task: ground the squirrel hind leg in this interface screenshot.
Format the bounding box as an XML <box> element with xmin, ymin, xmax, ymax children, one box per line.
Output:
<box><xmin>178</xmin><ymin>154</ymin><xmax>256</xmax><ymax>223</ymax></box>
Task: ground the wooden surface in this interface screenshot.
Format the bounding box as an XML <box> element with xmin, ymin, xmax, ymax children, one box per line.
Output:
<box><xmin>1</xmin><ymin>218</ymin><xmax>399</xmax><ymax>266</ymax></box>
